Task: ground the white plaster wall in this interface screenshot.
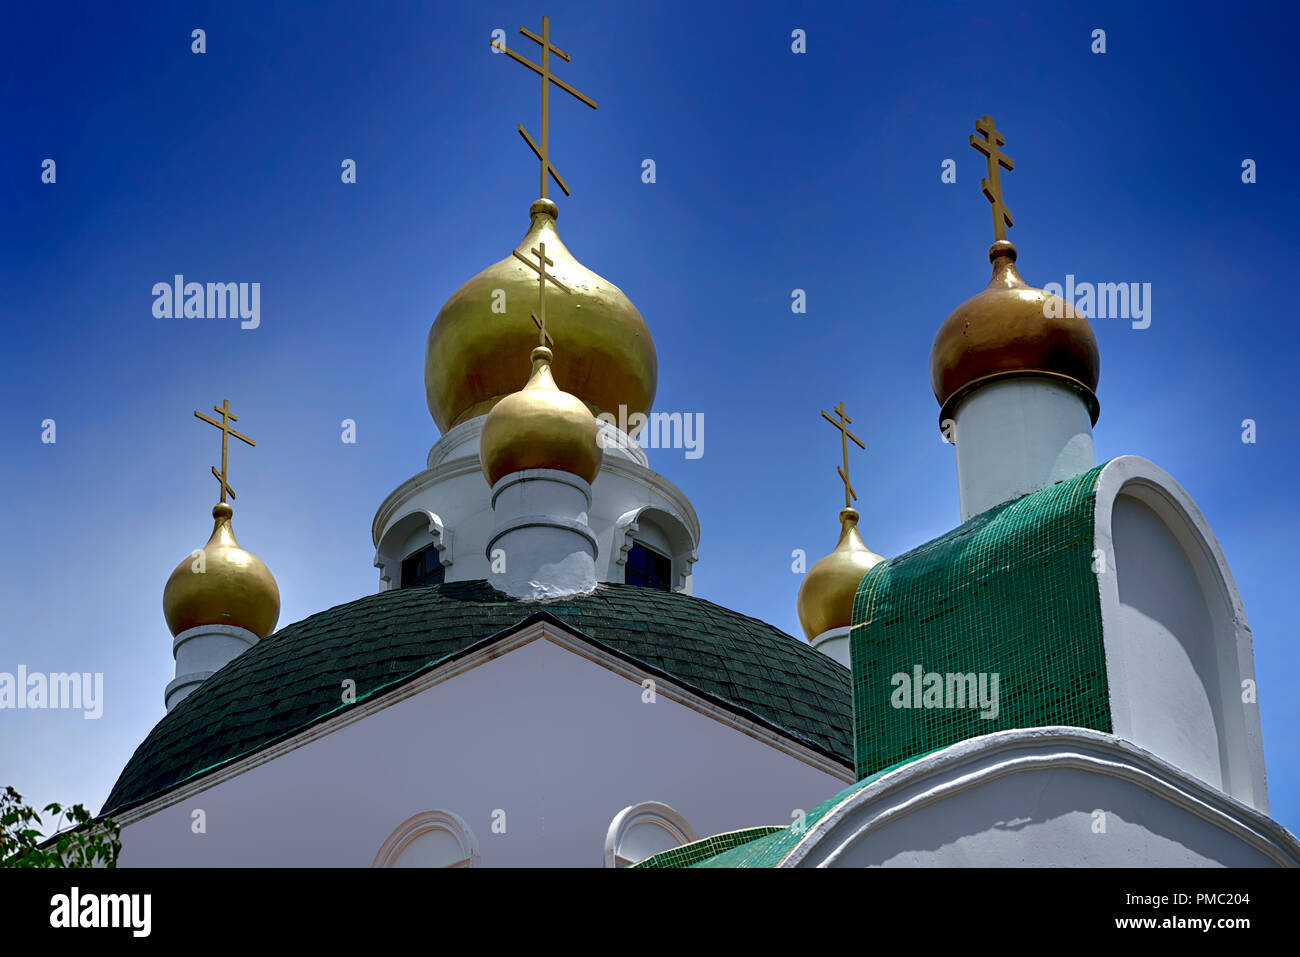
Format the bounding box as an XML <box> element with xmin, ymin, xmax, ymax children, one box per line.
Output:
<box><xmin>1111</xmin><ymin>495</ymin><xmax>1223</xmax><ymax>791</ymax></box>
<box><xmin>952</xmin><ymin>377</ymin><xmax>1096</xmax><ymax>521</ymax></box>
<box><xmin>117</xmin><ymin>634</ymin><xmax>847</xmax><ymax>867</ymax></box>
<box><xmin>785</xmin><ymin>729</ymin><xmax>1299</xmax><ymax>868</ymax></box>
<box><xmin>373</xmin><ymin>416</ymin><xmax>699</xmax><ymax>591</ymax></box>
<box><xmin>1093</xmin><ymin>457</ymin><xmax>1268</xmax><ymax>812</ymax></box>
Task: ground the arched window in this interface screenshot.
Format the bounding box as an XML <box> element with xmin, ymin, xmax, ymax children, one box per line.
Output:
<box><xmin>604</xmin><ymin>802</ymin><xmax>698</xmax><ymax>868</ymax></box>
<box><xmin>401</xmin><ymin>543</ymin><xmax>446</xmax><ymax>588</ymax></box>
<box><xmin>372</xmin><ymin>810</ymin><xmax>479</xmax><ymax>868</ymax></box>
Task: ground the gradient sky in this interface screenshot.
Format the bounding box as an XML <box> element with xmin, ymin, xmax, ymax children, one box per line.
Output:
<box><xmin>3</xmin><ymin>0</ymin><xmax>1297</xmax><ymax>838</ymax></box>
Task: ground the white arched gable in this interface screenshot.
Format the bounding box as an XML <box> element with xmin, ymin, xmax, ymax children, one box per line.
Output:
<box><xmin>373</xmin><ymin>509</ymin><xmax>449</xmax><ymax>591</ymax></box>
<box><xmin>614</xmin><ymin>506</ymin><xmax>699</xmax><ymax>593</ymax></box>
<box><xmin>779</xmin><ymin>729</ymin><xmax>1298</xmax><ymax>868</ymax></box>
<box><xmin>372</xmin><ymin>810</ymin><xmax>479</xmax><ymax>868</ymax></box>
<box><xmin>604</xmin><ymin>801</ymin><xmax>699</xmax><ymax>868</ymax></box>
<box><xmin>1093</xmin><ymin>455</ymin><xmax>1266</xmax><ymax>812</ymax></box>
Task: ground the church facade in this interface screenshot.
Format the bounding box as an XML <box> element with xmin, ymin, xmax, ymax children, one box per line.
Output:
<box><xmin>102</xmin><ymin>23</ymin><xmax>1298</xmax><ymax>868</ymax></box>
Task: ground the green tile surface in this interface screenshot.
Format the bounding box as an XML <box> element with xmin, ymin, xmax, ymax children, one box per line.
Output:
<box><xmin>104</xmin><ymin>581</ymin><xmax>853</xmax><ymax>815</ymax></box>
<box><xmin>628</xmin><ymin>827</ymin><xmax>784</xmax><ymax>868</ymax></box>
<box><xmin>850</xmin><ymin>464</ymin><xmax>1110</xmax><ymax>779</ymax></box>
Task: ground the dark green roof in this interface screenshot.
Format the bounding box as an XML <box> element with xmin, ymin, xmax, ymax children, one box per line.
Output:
<box><xmin>104</xmin><ymin>581</ymin><xmax>852</xmax><ymax>815</ymax></box>
<box><xmin>850</xmin><ymin>463</ymin><xmax>1110</xmax><ymax>778</ymax></box>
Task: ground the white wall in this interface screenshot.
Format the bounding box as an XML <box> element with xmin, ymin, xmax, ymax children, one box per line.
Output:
<box><xmin>116</xmin><ymin>626</ymin><xmax>848</xmax><ymax>867</ymax></box>
<box><xmin>785</xmin><ymin>729</ymin><xmax>1299</xmax><ymax>868</ymax></box>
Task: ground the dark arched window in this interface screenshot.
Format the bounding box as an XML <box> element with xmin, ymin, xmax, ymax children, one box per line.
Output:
<box><xmin>401</xmin><ymin>544</ymin><xmax>445</xmax><ymax>588</ymax></box>
<box><xmin>625</xmin><ymin>542</ymin><xmax>671</xmax><ymax>591</ymax></box>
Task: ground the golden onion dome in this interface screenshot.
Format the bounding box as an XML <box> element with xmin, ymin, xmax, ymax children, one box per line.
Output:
<box><xmin>796</xmin><ymin>507</ymin><xmax>885</xmax><ymax>641</ymax></box>
<box><xmin>480</xmin><ymin>346</ymin><xmax>602</xmax><ymax>487</ymax></box>
<box><xmin>930</xmin><ymin>240</ymin><xmax>1100</xmax><ymax>427</ymax></box>
<box><xmin>162</xmin><ymin>503</ymin><xmax>280</xmax><ymax>639</ymax></box>
<box><xmin>424</xmin><ymin>198</ymin><xmax>657</xmax><ymax>433</ymax></box>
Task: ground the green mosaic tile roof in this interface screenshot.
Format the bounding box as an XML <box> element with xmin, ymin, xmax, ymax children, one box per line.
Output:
<box><xmin>104</xmin><ymin>581</ymin><xmax>853</xmax><ymax>815</ymax></box>
<box><xmin>850</xmin><ymin>464</ymin><xmax>1110</xmax><ymax>779</ymax></box>
<box><xmin>628</xmin><ymin>827</ymin><xmax>784</xmax><ymax>868</ymax></box>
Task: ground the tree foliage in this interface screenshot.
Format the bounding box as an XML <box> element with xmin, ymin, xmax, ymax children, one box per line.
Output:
<box><xmin>1</xmin><ymin>786</ymin><xmax>121</xmax><ymax>868</ymax></box>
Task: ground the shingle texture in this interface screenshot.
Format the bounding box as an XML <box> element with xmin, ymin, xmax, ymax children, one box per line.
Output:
<box><xmin>104</xmin><ymin>581</ymin><xmax>852</xmax><ymax>815</ymax></box>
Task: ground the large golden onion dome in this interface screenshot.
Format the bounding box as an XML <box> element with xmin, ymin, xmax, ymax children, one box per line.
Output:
<box><xmin>424</xmin><ymin>198</ymin><xmax>657</xmax><ymax>433</ymax></box>
<box><xmin>930</xmin><ymin>240</ymin><xmax>1100</xmax><ymax>427</ymax></box>
<box><xmin>480</xmin><ymin>346</ymin><xmax>602</xmax><ymax>486</ymax></box>
<box><xmin>796</xmin><ymin>507</ymin><xmax>884</xmax><ymax>641</ymax></box>
<box><xmin>162</xmin><ymin>503</ymin><xmax>280</xmax><ymax>639</ymax></box>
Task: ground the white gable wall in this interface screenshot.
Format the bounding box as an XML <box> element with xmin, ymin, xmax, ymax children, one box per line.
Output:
<box><xmin>114</xmin><ymin>623</ymin><xmax>850</xmax><ymax>867</ymax></box>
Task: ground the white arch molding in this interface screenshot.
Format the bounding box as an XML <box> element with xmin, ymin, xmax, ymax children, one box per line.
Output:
<box><xmin>372</xmin><ymin>810</ymin><xmax>479</xmax><ymax>868</ymax></box>
<box><xmin>604</xmin><ymin>801</ymin><xmax>699</xmax><ymax>867</ymax></box>
<box><xmin>614</xmin><ymin>506</ymin><xmax>699</xmax><ymax>593</ymax></box>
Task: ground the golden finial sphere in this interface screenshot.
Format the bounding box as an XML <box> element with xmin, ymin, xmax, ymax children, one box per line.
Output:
<box><xmin>424</xmin><ymin>201</ymin><xmax>657</xmax><ymax>433</ymax></box>
<box><xmin>480</xmin><ymin>346</ymin><xmax>602</xmax><ymax>487</ymax></box>
<box><xmin>796</xmin><ymin>508</ymin><xmax>885</xmax><ymax>641</ymax></box>
<box><xmin>162</xmin><ymin>503</ymin><xmax>281</xmax><ymax>639</ymax></box>
<box><xmin>930</xmin><ymin>242</ymin><xmax>1100</xmax><ymax>426</ymax></box>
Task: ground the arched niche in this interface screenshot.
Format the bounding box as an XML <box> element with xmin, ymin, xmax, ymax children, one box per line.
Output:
<box><xmin>1094</xmin><ymin>456</ymin><xmax>1266</xmax><ymax>812</ymax></box>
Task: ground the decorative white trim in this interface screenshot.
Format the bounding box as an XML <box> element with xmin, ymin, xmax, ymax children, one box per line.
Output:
<box><xmin>113</xmin><ymin>618</ymin><xmax>853</xmax><ymax>829</ymax></box>
<box><xmin>604</xmin><ymin>801</ymin><xmax>699</xmax><ymax>868</ymax></box>
<box><xmin>371</xmin><ymin>809</ymin><xmax>479</xmax><ymax>868</ymax></box>
<box><xmin>780</xmin><ymin>727</ymin><xmax>1300</xmax><ymax>868</ymax></box>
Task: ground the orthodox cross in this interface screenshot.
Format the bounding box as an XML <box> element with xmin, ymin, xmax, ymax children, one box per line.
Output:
<box><xmin>492</xmin><ymin>15</ymin><xmax>598</xmax><ymax>198</ymax></box>
<box><xmin>194</xmin><ymin>399</ymin><xmax>255</xmax><ymax>503</ymax></box>
<box><xmin>513</xmin><ymin>241</ymin><xmax>571</xmax><ymax>347</ymax></box>
<box><xmin>820</xmin><ymin>401</ymin><xmax>866</xmax><ymax>509</ymax></box>
<box><xmin>969</xmin><ymin>115</ymin><xmax>1015</xmax><ymax>241</ymax></box>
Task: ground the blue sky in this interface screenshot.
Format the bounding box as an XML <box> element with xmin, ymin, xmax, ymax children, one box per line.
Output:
<box><xmin>2</xmin><ymin>0</ymin><xmax>1298</xmax><ymax>837</ymax></box>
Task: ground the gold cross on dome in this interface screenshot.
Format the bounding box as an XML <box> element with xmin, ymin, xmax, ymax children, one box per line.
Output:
<box><xmin>513</xmin><ymin>241</ymin><xmax>571</xmax><ymax>347</ymax></box>
<box><xmin>194</xmin><ymin>399</ymin><xmax>255</xmax><ymax>503</ymax></box>
<box><xmin>820</xmin><ymin>401</ymin><xmax>866</xmax><ymax>509</ymax></box>
<box><xmin>970</xmin><ymin>115</ymin><xmax>1015</xmax><ymax>241</ymax></box>
<box><xmin>492</xmin><ymin>14</ymin><xmax>598</xmax><ymax>198</ymax></box>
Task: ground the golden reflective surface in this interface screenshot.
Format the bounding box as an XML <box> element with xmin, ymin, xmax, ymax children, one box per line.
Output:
<box><xmin>930</xmin><ymin>241</ymin><xmax>1100</xmax><ymax>425</ymax></box>
<box><xmin>162</xmin><ymin>503</ymin><xmax>280</xmax><ymax>639</ymax></box>
<box><xmin>424</xmin><ymin>199</ymin><xmax>657</xmax><ymax>433</ymax></box>
<box><xmin>797</xmin><ymin>507</ymin><xmax>884</xmax><ymax>641</ymax></box>
<box><xmin>480</xmin><ymin>346</ymin><xmax>602</xmax><ymax>486</ymax></box>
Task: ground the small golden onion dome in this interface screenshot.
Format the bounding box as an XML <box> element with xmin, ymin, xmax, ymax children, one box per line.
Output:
<box><xmin>162</xmin><ymin>503</ymin><xmax>281</xmax><ymax>639</ymax></box>
<box><xmin>796</xmin><ymin>508</ymin><xmax>885</xmax><ymax>641</ymax></box>
<box><xmin>480</xmin><ymin>346</ymin><xmax>602</xmax><ymax>487</ymax></box>
<box><xmin>930</xmin><ymin>240</ymin><xmax>1100</xmax><ymax>427</ymax></box>
<box><xmin>424</xmin><ymin>198</ymin><xmax>657</xmax><ymax>433</ymax></box>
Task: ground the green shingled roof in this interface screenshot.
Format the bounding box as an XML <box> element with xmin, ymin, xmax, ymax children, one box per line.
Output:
<box><xmin>104</xmin><ymin>581</ymin><xmax>852</xmax><ymax>815</ymax></box>
<box><xmin>850</xmin><ymin>463</ymin><xmax>1110</xmax><ymax>778</ymax></box>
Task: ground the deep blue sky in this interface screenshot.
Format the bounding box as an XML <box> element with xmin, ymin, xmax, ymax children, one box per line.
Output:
<box><xmin>3</xmin><ymin>1</ymin><xmax>1298</xmax><ymax>837</ymax></box>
